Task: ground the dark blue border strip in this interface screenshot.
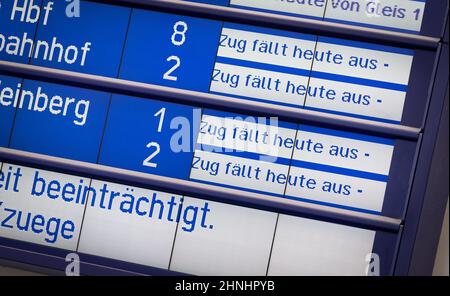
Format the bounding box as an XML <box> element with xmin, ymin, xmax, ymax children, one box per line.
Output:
<box><xmin>195</xmin><ymin>144</ymin><xmax>292</xmax><ymax>166</ymax></box>
<box><xmin>215</xmin><ymin>56</ymin><xmax>312</xmax><ymax>77</ymax></box>
<box><xmin>290</xmin><ymin>159</ymin><xmax>389</xmax><ymax>182</ymax></box>
<box><xmin>309</xmin><ymin>71</ymin><xmax>408</xmax><ymax>92</ymax></box>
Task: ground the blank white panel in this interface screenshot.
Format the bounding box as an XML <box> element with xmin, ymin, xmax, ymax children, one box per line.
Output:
<box><xmin>78</xmin><ymin>180</ymin><xmax>178</xmax><ymax>269</ymax></box>
<box><xmin>170</xmin><ymin>197</ymin><xmax>277</xmax><ymax>275</ymax></box>
<box><xmin>268</xmin><ymin>214</ymin><xmax>375</xmax><ymax>275</ymax></box>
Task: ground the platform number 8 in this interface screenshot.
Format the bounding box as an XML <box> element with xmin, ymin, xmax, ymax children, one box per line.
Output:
<box><xmin>164</xmin><ymin>21</ymin><xmax>188</xmax><ymax>81</ymax></box>
<box><xmin>171</xmin><ymin>21</ymin><xmax>188</xmax><ymax>46</ymax></box>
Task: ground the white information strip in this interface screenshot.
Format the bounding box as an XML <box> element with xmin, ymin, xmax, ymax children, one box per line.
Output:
<box><xmin>267</xmin><ymin>214</ymin><xmax>376</xmax><ymax>276</ymax></box>
<box><xmin>198</xmin><ymin>114</ymin><xmax>296</xmax><ymax>159</ymax></box>
<box><xmin>312</xmin><ymin>39</ymin><xmax>414</xmax><ymax>85</ymax></box>
<box><xmin>0</xmin><ymin>163</ymin><xmax>86</xmax><ymax>250</ymax></box>
<box><xmin>212</xmin><ymin>25</ymin><xmax>414</xmax><ymax>122</ymax></box>
<box><xmin>230</xmin><ymin>0</ymin><xmax>327</xmax><ymax>19</ymax></box>
<box><xmin>218</xmin><ymin>27</ymin><xmax>317</xmax><ymax>70</ymax></box>
<box><xmin>285</xmin><ymin>166</ymin><xmax>387</xmax><ymax>212</ymax></box>
<box><xmin>77</xmin><ymin>180</ymin><xmax>179</xmax><ymax>269</ymax></box>
<box><xmin>305</xmin><ymin>77</ymin><xmax>407</xmax><ymax>122</ymax></box>
<box><xmin>0</xmin><ymin>164</ymin><xmax>380</xmax><ymax>275</ymax></box>
<box><xmin>169</xmin><ymin>197</ymin><xmax>278</xmax><ymax>276</ymax></box>
<box><xmin>292</xmin><ymin>127</ymin><xmax>394</xmax><ymax>175</ymax></box>
<box><xmin>191</xmin><ymin>150</ymin><xmax>290</xmax><ymax>196</ymax></box>
<box><xmin>230</xmin><ymin>0</ymin><xmax>426</xmax><ymax>33</ymax></box>
<box><xmin>192</xmin><ymin>113</ymin><xmax>393</xmax><ymax>213</ymax></box>
<box><xmin>211</xmin><ymin>63</ymin><xmax>309</xmax><ymax>106</ymax></box>
<box><xmin>324</xmin><ymin>0</ymin><xmax>426</xmax><ymax>32</ymax></box>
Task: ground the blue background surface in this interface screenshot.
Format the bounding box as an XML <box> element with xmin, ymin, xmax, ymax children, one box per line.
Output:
<box><xmin>10</xmin><ymin>80</ymin><xmax>110</xmax><ymax>162</ymax></box>
<box><xmin>119</xmin><ymin>9</ymin><xmax>223</xmax><ymax>92</ymax></box>
<box><xmin>0</xmin><ymin>75</ymin><xmax>21</xmax><ymax>147</ymax></box>
<box><xmin>99</xmin><ymin>94</ymin><xmax>198</xmax><ymax>180</ymax></box>
<box><xmin>0</xmin><ymin>0</ymin><xmax>42</xmax><ymax>63</ymax></box>
<box><xmin>30</xmin><ymin>0</ymin><xmax>130</xmax><ymax>77</ymax></box>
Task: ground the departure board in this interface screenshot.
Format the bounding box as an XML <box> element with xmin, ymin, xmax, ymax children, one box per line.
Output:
<box><xmin>0</xmin><ymin>0</ymin><xmax>448</xmax><ymax>276</ymax></box>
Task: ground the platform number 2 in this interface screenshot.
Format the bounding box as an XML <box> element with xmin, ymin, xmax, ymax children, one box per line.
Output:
<box><xmin>143</xmin><ymin>108</ymin><xmax>166</xmax><ymax>168</ymax></box>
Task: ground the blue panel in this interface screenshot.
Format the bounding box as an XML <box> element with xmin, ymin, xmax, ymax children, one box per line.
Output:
<box><xmin>119</xmin><ymin>9</ymin><xmax>222</xmax><ymax>92</ymax></box>
<box><xmin>99</xmin><ymin>94</ymin><xmax>198</xmax><ymax>180</ymax></box>
<box><xmin>0</xmin><ymin>76</ymin><xmax>21</xmax><ymax>147</ymax></box>
<box><xmin>10</xmin><ymin>80</ymin><xmax>110</xmax><ymax>162</ymax></box>
<box><xmin>30</xmin><ymin>0</ymin><xmax>130</xmax><ymax>77</ymax></box>
<box><xmin>0</xmin><ymin>0</ymin><xmax>42</xmax><ymax>63</ymax></box>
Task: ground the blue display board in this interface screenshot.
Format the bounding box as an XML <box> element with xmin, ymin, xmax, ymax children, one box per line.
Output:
<box><xmin>9</xmin><ymin>80</ymin><xmax>110</xmax><ymax>162</ymax></box>
<box><xmin>0</xmin><ymin>0</ymin><xmax>447</xmax><ymax>276</ymax></box>
<box><xmin>0</xmin><ymin>0</ymin><xmax>42</xmax><ymax>63</ymax></box>
<box><xmin>99</xmin><ymin>94</ymin><xmax>199</xmax><ymax>179</ymax></box>
<box><xmin>119</xmin><ymin>9</ymin><xmax>222</xmax><ymax>91</ymax></box>
<box><xmin>31</xmin><ymin>0</ymin><xmax>130</xmax><ymax>77</ymax></box>
<box><xmin>0</xmin><ymin>0</ymin><xmax>435</xmax><ymax>127</ymax></box>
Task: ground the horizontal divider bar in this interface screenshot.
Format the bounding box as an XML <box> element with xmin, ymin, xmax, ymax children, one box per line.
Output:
<box><xmin>0</xmin><ymin>147</ymin><xmax>402</xmax><ymax>233</ymax></box>
<box><xmin>90</xmin><ymin>0</ymin><xmax>440</xmax><ymax>50</ymax></box>
<box><xmin>0</xmin><ymin>61</ymin><xmax>421</xmax><ymax>141</ymax></box>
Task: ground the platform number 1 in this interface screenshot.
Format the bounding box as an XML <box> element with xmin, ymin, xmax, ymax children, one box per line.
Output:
<box><xmin>142</xmin><ymin>108</ymin><xmax>167</xmax><ymax>168</ymax></box>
